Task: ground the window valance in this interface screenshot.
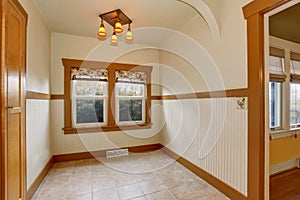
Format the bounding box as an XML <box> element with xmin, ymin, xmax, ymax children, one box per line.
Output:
<box><xmin>71</xmin><ymin>67</ymin><xmax>108</xmax><ymax>81</ymax></box>
<box><xmin>115</xmin><ymin>70</ymin><xmax>147</xmax><ymax>84</ymax></box>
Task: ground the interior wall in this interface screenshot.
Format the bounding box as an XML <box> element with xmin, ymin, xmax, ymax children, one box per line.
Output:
<box><xmin>19</xmin><ymin>0</ymin><xmax>52</xmax><ymax>189</ymax></box>
<box><xmin>158</xmin><ymin>0</ymin><xmax>249</xmax><ymax>195</ymax></box>
<box><xmin>51</xmin><ymin>33</ymin><xmax>163</xmax><ymax>155</ymax></box>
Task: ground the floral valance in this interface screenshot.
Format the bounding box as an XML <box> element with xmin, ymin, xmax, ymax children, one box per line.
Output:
<box><xmin>71</xmin><ymin>67</ymin><xmax>108</xmax><ymax>81</ymax></box>
<box><xmin>115</xmin><ymin>70</ymin><xmax>147</xmax><ymax>84</ymax></box>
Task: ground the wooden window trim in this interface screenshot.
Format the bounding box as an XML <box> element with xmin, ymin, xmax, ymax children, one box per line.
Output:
<box><xmin>62</xmin><ymin>58</ymin><xmax>153</xmax><ymax>134</ymax></box>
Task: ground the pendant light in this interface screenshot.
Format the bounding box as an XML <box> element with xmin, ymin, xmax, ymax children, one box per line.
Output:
<box><xmin>97</xmin><ymin>18</ymin><xmax>106</xmax><ymax>37</ymax></box>
<box><xmin>125</xmin><ymin>24</ymin><xmax>133</xmax><ymax>41</ymax></box>
<box><xmin>114</xmin><ymin>21</ymin><xmax>123</xmax><ymax>33</ymax></box>
<box><xmin>111</xmin><ymin>31</ymin><xmax>118</xmax><ymax>45</ymax></box>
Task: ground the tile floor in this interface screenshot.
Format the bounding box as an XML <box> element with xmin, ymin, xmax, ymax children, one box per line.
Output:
<box><xmin>32</xmin><ymin>151</ymin><xmax>230</xmax><ymax>200</ymax></box>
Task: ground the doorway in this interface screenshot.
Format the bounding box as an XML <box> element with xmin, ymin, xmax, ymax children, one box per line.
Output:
<box><xmin>265</xmin><ymin>2</ymin><xmax>300</xmax><ymax>199</ymax></box>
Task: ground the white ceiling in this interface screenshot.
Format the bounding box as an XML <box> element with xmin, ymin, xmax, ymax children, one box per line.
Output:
<box><xmin>34</xmin><ymin>0</ymin><xmax>199</xmax><ymax>38</ymax></box>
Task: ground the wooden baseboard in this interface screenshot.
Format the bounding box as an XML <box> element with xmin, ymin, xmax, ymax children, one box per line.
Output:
<box><xmin>161</xmin><ymin>146</ymin><xmax>247</xmax><ymax>200</ymax></box>
<box><xmin>27</xmin><ymin>157</ymin><xmax>54</xmax><ymax>200</ymax></box>
<box><xmin>53</xmin><ymin>143</ymin><xmax>163</xmax><ymax>162</ymax></box>
<box><xmin>270</xmin><ymin>166</ymin><xmax>297</xmax><ymax>177</ymax></box>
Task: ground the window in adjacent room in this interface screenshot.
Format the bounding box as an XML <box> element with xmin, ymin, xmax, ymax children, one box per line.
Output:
<box><xmin>268</xmin><ymin>47</ymin><xmax>285</xmax><ymax>130</ymax></box>
<box><xmin>290</xmin><ymin>52</ymin><xmax>300</xmax><ymax>128</ymax></box>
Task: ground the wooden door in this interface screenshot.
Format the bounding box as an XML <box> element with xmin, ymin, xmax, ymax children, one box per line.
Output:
<box><xmin>1</xmin><ymin>0</ymin><xmax>27</xmax><ymax>199</ymax></box>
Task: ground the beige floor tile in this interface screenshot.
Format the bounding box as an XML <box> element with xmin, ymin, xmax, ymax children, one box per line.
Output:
<box><xmin>112</xmin><ymin>172</ymin><xmax>137</xmax><ymax>187</ymax></box>
<box><xmin>168</xmin><ymin>184</ymin><xmax>201</xmax><ymax>200</ymax></box>
<box><xmin>132</xmin><ymin>172</ymin><xmax>155</xmax><ymax>183</ymax></box>
<box><xmin>197</xmin><ymin>192</ymin><xmax>230</xmax><ymax>200</ymax></box>
<box><xmin>189</xmin><ymin>181</ymin><xmax>216</xmax><ymax>196</ymax></box>
<box><xmin>92</xmin><ymin>176</ymin><xmax>115</xmax><ymax>192</ymax></box>
<box><xmin>139</xmin><ymin>178</ymin><xmax>164</xmax><ymax>195</ymax></box>
<box><xmin>146</xmin><ymin>190</ymin><xmax>175</xmax><ymax>200</ymax></box>
<box><xmin>117</xmin><ymin>183</ymin><xmax>144</xmax><ymax>200</ymax></box>
<box><xmin>65</xmin><ymin>192</ymin><xmax>92</xmax><ymax>200</ymax></box>
<box><xmin>93</xmin><ymin>187</ymin><xmax>120</xmax><ymax>200</ymax></box>
<box><xmin>65</xmin><ymin>181</ymin><xmax>92</xmax><ymax>196</ymax></box>
<box><xmin>36</xmin><ymin>188</ymin><xmax>65</xmax><ymax>200</ymax></box>
<box><xmin>130</xmin><ymin>196</ymin><xmax>147</xmax><ymax>200</ymax></box>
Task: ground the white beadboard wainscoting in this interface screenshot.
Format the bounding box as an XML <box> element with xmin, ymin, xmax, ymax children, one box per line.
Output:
<box><xmin>26</xmin><ymin>99</ymin><xmax>51</xmax><ymax>189</ymax></box>
<box><xmin>50</xmin><ymin>100</ymin><xmax>164</xmax><ymax>155</ymax></box>
<box><xmin>160</xmin><ymin>98</ymin><xmax>248</xmax><ymax>196</ymax></box>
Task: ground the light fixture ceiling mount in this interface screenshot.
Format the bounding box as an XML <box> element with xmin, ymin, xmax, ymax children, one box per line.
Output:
<box><xmin>97</xmin><ymin>9</ymin><xmax>133</xmax><ymax>45</ymax></box>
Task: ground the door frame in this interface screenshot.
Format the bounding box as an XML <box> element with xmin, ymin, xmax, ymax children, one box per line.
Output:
<box><xmin>242</xmin><ymin>0</ymin><xmax>291</xmax><ymax>199</ymax></box>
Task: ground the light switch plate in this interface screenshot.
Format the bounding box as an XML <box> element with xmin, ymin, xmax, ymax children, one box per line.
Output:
<box><xmin>237</xmin><ymin>97</ymin><xmax>247</xmax><ymax>110</ymax></box>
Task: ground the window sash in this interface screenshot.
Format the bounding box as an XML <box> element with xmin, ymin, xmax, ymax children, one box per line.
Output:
<box><xmin>72</xmin><ymin>96</ymin><xmax>107</xmax><ymax>127</ymax></box>
<box><xmin>115</xmin><ymin>97</ymin><xmax>145</xmax><ymax>124</ymax></box>
<box><xmin>72</xmin><ymin>80</ymin><xmax>108</xmax><ymax>127</ymax></box>
<box><xmin>115</xmin><ymin>82</ymin><xmax>146</xmax><ymax>98</ymax></box>
<box><xmin>72</xmin><ymin>80</ymin><xmax>107</xmax><ymax>97</ymax></box>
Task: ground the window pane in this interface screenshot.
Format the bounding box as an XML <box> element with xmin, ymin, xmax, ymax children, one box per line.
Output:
<box><xmin>290</xmin><ymin>83</ymin><xmax>300</xmax><ymax>126</ymax></box>
<box><xmin>74</xmin><ymin>81</ymin><xmax>106</xmax><ymax>96</ymax></box>
<box><xmin>290</xmin><ymin>60</ymin><xmax>300</xmax><ymax>75</ymax></box>
<box><xmin>76</xmin><ymin>99</ymin><xmax>104</xmax><ymax>124</ymax></box>
<box><xmin>119</xmin><ymin>100</ymin><xmax>142</xmax><ymax>122</ymax></box>
<box><xmin>116</xmin><ymin>83</ymin><xmax>144</xmax><ymax>97</ymax></box>
<box><xmin>269</xmin><ymin>82</ymin><xmax>281</xmax><ymax>128</ymax></box>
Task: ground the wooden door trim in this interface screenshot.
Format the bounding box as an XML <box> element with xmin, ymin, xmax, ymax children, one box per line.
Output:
<box><xmin>243</xmin><ymin>0</ymin><xmax>291</xmax><ymax>199</ymax></box>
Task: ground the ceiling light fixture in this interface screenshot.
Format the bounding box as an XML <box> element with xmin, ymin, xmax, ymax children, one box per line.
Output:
<box><xmin>98</xmin><ymin>9</ymin><xmax>133</xmax><ymax>45</ymax></box>
<box><xmin>97</xmin><ymin>18</ymin><xmax>107</xmax><ymax>37</ymax></box>
<box><xmin>111</xmin><ymin>31</ymin><xmax>118</xmax><ymax>45</ymax></box>
<box><xmin>125</xmin><ymin>24</ymin><xmax>133</xmax><ymax>41</ymax></box>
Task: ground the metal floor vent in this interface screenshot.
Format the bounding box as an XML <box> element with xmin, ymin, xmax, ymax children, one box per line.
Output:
<box><xmin>106</xmin><ymin>149</ymin><xmax>129</xmax><ymax>158</ymax></box>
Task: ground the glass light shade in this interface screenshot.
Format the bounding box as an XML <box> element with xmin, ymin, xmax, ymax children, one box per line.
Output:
<box><xmin>111</xmin><ymin>33</ymin><xmax>118</xmax><ymax>45</ymax></box>
<box><xmin>97</xmin><ymin>26</ymin><xmax>106</xmax><ymax>37</ymax></box>
<box><xmin>114</xmin><ymin>22</ymin><xmax>123</xmax><ymax>33</ymax></box>
<box><xmin>125</xmin><ymin>30</ymin><xmax>133</xmax><ymax>41</ymax></box>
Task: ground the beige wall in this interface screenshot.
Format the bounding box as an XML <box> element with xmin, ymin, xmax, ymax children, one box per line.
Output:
<box><xmin>51</xmin><ymin>33</ymin><xmax>163</xmax><ymax>155</ymax></box>
<box><xmin>158</xmin><ymin>0</ymin><xmax>249</xmax><ymax>195</ymax></box>
<box><xmin>19</xmin><ymin>0</ymin><xmax>52</xmax><ymax>189</ymax></box>
<box><xmin>162</xmin><ymin>0</ymin><xmax>248</xmax><ymax>92</ymax></box>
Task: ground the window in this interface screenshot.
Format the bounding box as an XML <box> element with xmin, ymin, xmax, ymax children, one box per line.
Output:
<box><xmin>269</xmin><ymin>47</ymin><xmax>285</xmax><ymax>130</ymax></box>
<box><xmin>62</xmin><ymin>59</ymin><xmax>153</xmax><ymax>134</ymax></box>
<box><xmin>290</xmin><ymin>53</ymin><xmax>300</xmax><ymax>128</ymax></box>
<box><xmin>290</xmin><ymin>83</ymin><xmax>300</xmax><ymax>127</ymax></box>
<box><xmin>269</xmin><ymin>82</ymin><xmax>281</xmax><ymax>129</ymax></box>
